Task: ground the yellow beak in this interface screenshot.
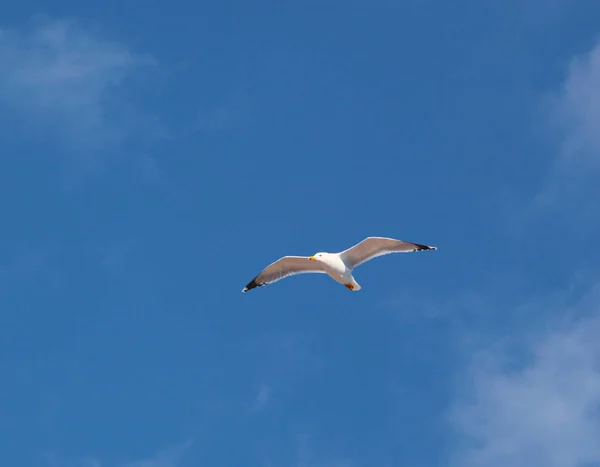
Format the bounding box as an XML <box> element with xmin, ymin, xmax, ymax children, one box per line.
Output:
<box><xmin>308</xmin><ymin>256</ymin><xmax>316</xmax><ymax>261</ymax></box>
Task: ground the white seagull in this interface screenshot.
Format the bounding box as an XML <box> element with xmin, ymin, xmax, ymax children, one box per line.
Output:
<box><xmin>242</xmin><ymin>236</ymin><xmax>437</xmax><ymax>293</ymax></box>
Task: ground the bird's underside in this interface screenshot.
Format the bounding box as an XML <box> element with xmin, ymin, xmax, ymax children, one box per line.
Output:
<box><xmin>242</xmin><ymin>236</ymin><xmax>437</xmax><ymax>293</ymax></box>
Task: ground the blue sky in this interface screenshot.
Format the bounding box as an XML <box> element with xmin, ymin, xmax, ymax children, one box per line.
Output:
<box><xmin>2</xmin><ymin>2</ymin><xmax>600</xmax><ymax>466</ymax></box>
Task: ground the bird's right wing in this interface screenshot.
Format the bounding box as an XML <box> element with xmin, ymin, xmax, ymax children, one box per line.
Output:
<box><xmin>340</xmin><ymin>237</ymin><xmax>437</xmax><ymax>269</ymax></box>
<box><xmin>242</xmin><ymin>256</ymin><xmax>326</xmax><ymax>292</ymax></box>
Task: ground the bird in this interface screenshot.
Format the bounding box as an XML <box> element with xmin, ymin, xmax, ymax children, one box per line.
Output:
<box><xmin>242</xmin><ymin>236</ymin><xmax>437</xmax><ymax>293</ymax></box>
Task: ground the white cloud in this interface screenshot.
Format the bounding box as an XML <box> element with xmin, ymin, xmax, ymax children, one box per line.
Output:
<box><xmin>0</xmin><ymin>18</ymin><xmax>164</xmax><ymax>171</ymax></box>
<box><xmin>450</xmin><ymin>287</ymin><xmax>600</xmax><ymax>467</ymax></box>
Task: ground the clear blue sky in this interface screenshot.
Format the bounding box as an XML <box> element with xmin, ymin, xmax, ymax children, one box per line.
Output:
<box><xmin>2</xmin><ymin>2</ymin><xmax>600</xmax><ymax>467</ymax></box>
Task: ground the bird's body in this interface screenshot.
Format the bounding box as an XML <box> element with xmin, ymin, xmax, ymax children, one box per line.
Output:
<box><xmin>242</xmin><ymin>236</ymin><xmax>436</xmax><ymax>293</ymax></box>
<box><xmin>310</xmin><ymin>252</ymin><xmax>361</xmax><ymax>291</ymax></box>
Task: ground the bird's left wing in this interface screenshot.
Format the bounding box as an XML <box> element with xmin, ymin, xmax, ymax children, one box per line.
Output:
<box><xmin>242</xmin><ymin>256</ymin><xmax>326</xmax><ymax>292</ymax></box>
<box><xmin>340</xmin><ymin>237</ymin><xmax>437</xmax><ymax>269</ymax></box>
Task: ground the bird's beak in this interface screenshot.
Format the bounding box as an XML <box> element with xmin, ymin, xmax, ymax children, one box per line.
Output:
<box><xmin>308</xmin><ymin>256</ymin><xmax>316</xmax><ymax>261</ymax></box>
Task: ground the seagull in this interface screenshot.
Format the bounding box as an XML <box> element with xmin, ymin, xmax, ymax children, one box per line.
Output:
<box><xmin>242</xmin><ymin>236</ymin><xmax>437</xmax><ymax>293</ymax></box>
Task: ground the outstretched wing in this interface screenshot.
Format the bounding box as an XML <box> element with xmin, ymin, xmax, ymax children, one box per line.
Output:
<box><xmin>242</xmin><ymin>256</ymin><xmax>326</xmax><ymax>292</ymax></box>
<box><xmin>340</xmin><ymin>237</ymin><xmax>436</xmax><ymax>269</ymax></box>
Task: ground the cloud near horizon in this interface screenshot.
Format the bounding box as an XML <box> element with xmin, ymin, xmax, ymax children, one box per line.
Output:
<box><xmin>0</xmin><ymin>18</ymin><xmax>164</xmax><ymax>171</ymax></box>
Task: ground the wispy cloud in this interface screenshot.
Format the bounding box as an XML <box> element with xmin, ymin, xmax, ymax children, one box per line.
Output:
<box><xmin>122</xmin><ymin>438</ymin><xmax>194</xmax><ymax>467</ymax></box>
<box><xmin>517</xmin><ymin>0</ymin><xmax>577</xmax><ymax>26</ymax></box>
<box><xmin>193</xmin><ymin>90</ymin><xmax>249</xmax><ymax>133</ymax></box>
<box><xmin>294</xmin><ymin>434</ymin><xmax>356</xmax><ymax>467</ymax></box>
<box><xmin>253</xmin><ymin>382</ymin><xmax>273</xmax><ymax>412</ymax></box>
<box><xmin>555</xmin><ymin>40</ymin><xmax>600</xmax><ymax>162</ymax></box>
<box><xmin>42</xmin><ymin>452</ymin><xmax>102</xmax><ymax>467</ymax></box>
<box><xmin>496</xmin><ymin>37</ymin><xmax>600</xmax><ymax>238</ymax></box>
<box><xmin>530</xmin><ymin>39</ymin><xmax>600</xmax><ymax>218</ymax></box>
<box><xmin>42</xmin><ymin>438</ymin><xmax>193</xmax><ymax>467</ymax></box>
<box><xmin>259</xmin><ymin>434</ymin><xmax>356</xmax><ymax>467</ymax></box>
<box><xmin>81</xmin><ymin>460</ymin><xmax>102</xmax><ymax>467</ymax></box>
<box><xmin>449</xmin><ymin>286</ymin><xmax>600</xmax><ymax>467</ymax></box>
<box><xmin>0</xmin><ymin>18</ymin><xmax>165</xmax><ymax>172</ymax></box>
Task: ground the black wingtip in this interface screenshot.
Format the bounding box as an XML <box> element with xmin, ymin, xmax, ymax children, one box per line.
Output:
<box><xmin>413</xmin><ymin>243</ymin><xmax>437</xmax><ymax>251</ymax></box>
<box><xmin>242</xmin><ymin>278</ymin><xmax>263</xmax><ymax>293</ymax></box>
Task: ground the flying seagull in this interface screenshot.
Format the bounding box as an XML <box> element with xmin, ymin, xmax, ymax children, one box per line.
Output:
<box><xmin>242</xmin><ymin>236</ymin><xmax>437</xmax><ymax>293</ymax></box>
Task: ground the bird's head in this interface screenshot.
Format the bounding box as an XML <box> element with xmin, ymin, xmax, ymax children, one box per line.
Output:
<box><xmin>308</xmin><ymin>252</ymin><xmax>327</xmax><ymax>262</ymax></box>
